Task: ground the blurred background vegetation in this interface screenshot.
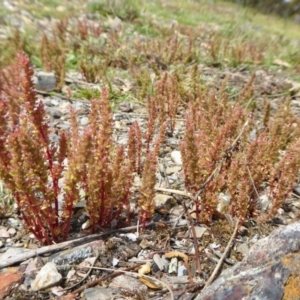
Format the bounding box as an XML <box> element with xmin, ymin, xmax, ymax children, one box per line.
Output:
<box><xmin>227</xmin><ymin>0</ymin><xmax>300</xmax><ymax>19</ymax></box>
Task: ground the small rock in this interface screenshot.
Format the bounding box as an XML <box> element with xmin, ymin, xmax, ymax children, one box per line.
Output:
<box><xmin>236</xmin><ymin>242</ymin><xmax>250</xmax><ymax>257</ymax></box>
<box><xmin>80</xmin><ymin>117</ymin><xmax>89</xmax><ymax>126</ymax></box>
<box><xmin>192</xmin><ymin>226</ymin><xmax>207</xmax><ymax>238</ymax></box>
<box><xmin>120</xmin><ymin>233</ymin><xmax>137</xmax><ymax>242</ymax></box>
<box><xmin>217</xmin><ymin>193</ymin><xmax>231</xmax><ymax>213</ymax></box>
<box><xmin>24</xmin><ymin>258</ymin><xmax>42</xmax><ymax>277</ymax></box>
<box><xmin>33</xmin><ymin>71</ymin><xmax>56</xmax><ymax>91</ymax></box>
<box><xmin>47</xmin><ymin>108</ymin><xmax>62</xmax><ymax>119</ymax></box>
<box><xmin>7</xmin><ymin>228</ymin><xmax>16</xmax><ymax>236</ymax></box>
<box><xmin>166</xmin><ymin>165</ymin><xmax>182</xmax><ymax>175</ymax></box>
<box><xmin>139</xmin><ymin>239</ymin><xmax>154</xmax><ymax>249</ymax></box>
<box><xmin>112</xmin><ymin>258</ymin><xmax>119</xmax><ymax>267</ymax></box>
<box><xmin>0</xmin><ymin>229</ymin><xmax>10</xmax><ymax>238</ymax></box>
<box><xmin>7</xmin><ymin>218</ymin><xmax>20</xmax><ymax>227</ymax></box>
<box><xmin>109</xmin><ymin>274</ymin><xmax>147</xmax><ymax>293</ymax></box>
<box><xmin>288</xmin><ymin>211</ymin><xmax>296</xmax><ymax>219</ymax></box>
<box><xmin>259</xmin><ymin>194</ymin><xmax>271</xmax><ymax>211</ymax></box>
<box><xmin>113</xmin><ymin>113</ymin><xmax>123</xmax><ymax>121</ymax></box>
<box><xmin>238</xmin><ymin>226</ymin><xmax>248</xmax><ymax>236</ymax></box>
<box><xmin>119</xmin><ymin>101</ymin><xmax>133</xmax><ymax>112</ymax></box>
<box><xmin>210</xmin><ymin>242</ymin><xmax>220</xmax><ymax>249</ymax></box>
<box><xmin>84</xmin><ymin>287</ymin><xmax>122</xmax><ymax>300</ymax></box>
<box><xmin>153</xmin><ymin>194</ymin><xmax>176</xmax><ymax>209</ymax></box>
<box><xmin>51</xmin><ymin>286</ymin><xmax>65</xmax><ymax>297</ymax></box>
<box><xmin>170</xmin><ymin>150</ymin><xmax>182</xmax><ymax>165</ymax></box>
<box><xmin>50</xmin><ymin>99</ymin><xmax>60</xmax><ymax>106</ymax></box>
<box><xmin>0</xmin><ymin>268</ymin><xmax>23</xmax><ymax>298</ymax></box>
<box><xmin>293</xmin><ymin>185</ymin><xmax>300</xmax><ymax>196</ymax></box>
<box><xmin>168</xmin><ymin>257</ymin><xmax>178</xmax><ymax>273</ymax></box>
<box><xmin>56</xmin><ymin>123</ymin><xmax>70</xmax><ymax>130</ymax></box>
<box><xmin>292</xmin><ymin>200</ymin><xmax>300</xmax><ymax>208</ymax></box>
<box><xmin>31</xmin><ymin>262</ymin><xmax>62</xmax><ymax>291</ymax></box>
<box><xmin>153</xmin><ymin>254</ymin><xmax>165</xmax><ymax>271</ymax></box>
<box><xmin>177</xmin><ymin>263</ymin><xmax>187</xmax><ymax>276</ymax></box>
<box><xmin>82</xmin><ymin>219</ymin><xmax>92</xmax><ymax>230</ymax></box>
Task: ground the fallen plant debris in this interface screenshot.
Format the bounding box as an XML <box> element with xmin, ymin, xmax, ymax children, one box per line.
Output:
<box><xmin>1</xmin><ymin>0</ymin><xmax>300</xmax><ymax>299</ymax></box>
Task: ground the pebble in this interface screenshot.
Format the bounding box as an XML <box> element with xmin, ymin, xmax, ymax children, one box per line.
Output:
<box><xmin>109</xmin><ymin>274</ymin><xmax>147</xmax><ymax>293</ymax></box>
<box><xmin>293</xmin><ymin>185</ymin><xmax>300</xmax><ymax>196</ymax></box>
<box><xmin>192</xmin><ymin>226</ymin><xmax>207</xmax><ymax>238</ymax></box>
<box><xmin>0</xmin><ymin>229</ymin><xmax>10</xmax><ymax>238</ymax></box>
<box><xmin>119</xmin><ymin>233</ymin><xmax>137</xmax><ymax>242</ymax></box>
<box><xmin>168</xmin><ymin>257</ymin><xmax>178</xmax><ymax>273</ymax></box>
<box><xmin>153</xmin><ymin>194</ymin><xmax>176</xmax><ymax>210</ymax></box>
<box><xmin>236</xmin><ymin>242</ymin><xmax>250</xmax><ymax>257</ymax></box>
<box><xmin>112</xmin><ymin>257</ymin><xmax>119</xmax><ymax>267</ymax></box>
<box><xmin>177</xmin><ymin>263</ymin><xmax>187</xmax><ymax>276</ymax></box>
<box><xmin>80</xmin><ymin>116</ymin><xmax>89</xmax><ymax>126</ymax></box>
<box><xmin>33</xmin><ymin>71</ymin><xmax>56</xmax><ymax>92</ymax></box>
<box><xmin>84</xmin><ymin>287</ymin><xmax>122</xmax><ymax>300</ymax></box>
<box><xmin>0</xmin><ymin>268</ymin><xmax>23</xmax><ymax>298</ymax></box>
<box><xmin>170</xmin><ymin>150</ymin><xmax>182</xmax><ymax>165</ymax></box>
<box><xmin>277</xmin><ymin>208</ymin><xmax>285</xmax><ymax>215</ymax></box>
<box><xmin>153</xmin><ymin>254</ymin><xmax>165</xmax><ymax>271</ymax></box>
<box><xmin>259</xmin><ymin>194</ymin><xmax>271</xmax><ymax>211</ymax></box>
<box><xmin>7</xmin><ymin>228</ymin><xmax>16</xmax><ymax>236</ymax></box>
<box><xmin>7</xmin><ymin>218</ymin><xmax>20</xmax><ymax>227</ymax></box>
<box><xmin>166</xmin><ymin>165</ymin><xmax>182</xmax><ymax>175</ymax></box>
<box><xmin>31</xmin><ymin>262</ymin><xmax>62</xmax><ymax>291</ymax></box>
<box><xmin>82</xmin><ymin>219</ymin><xmax>92</xmax><ymax>230</ymax></box>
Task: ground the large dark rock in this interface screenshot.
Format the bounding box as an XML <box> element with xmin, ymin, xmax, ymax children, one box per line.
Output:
<box><xmin>196</xmin><ymin>221</ymin><xmax>300</xmax><ymax>300</ymax></box>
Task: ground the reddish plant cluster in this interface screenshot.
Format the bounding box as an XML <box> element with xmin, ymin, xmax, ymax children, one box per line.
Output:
<box><xmin>0</xmin><ymin>53</ymin><xmax>67</xmax><ymax>244</ymax></box>
<box><xmin>1</xmin><ymin>52</ymin><xmax>299</xmax><ymax>245</ymax></box>
<box><xmin>180</xmin><ymin>76</ymin><xmax>300</xmax><ymax>223</ymax></box>
<box><xmin>0</xmin><ymin>53</ymin><xmax>165</xmax><ymax>244</ymax></box>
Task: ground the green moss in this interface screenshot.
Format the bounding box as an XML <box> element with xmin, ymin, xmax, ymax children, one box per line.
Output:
<box><xmin>73</xmin><ymin>88</ymin><xmax>101</xmax><ymax>100</ymax></box>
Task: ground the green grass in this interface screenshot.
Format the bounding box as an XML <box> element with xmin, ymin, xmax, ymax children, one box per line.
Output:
<box><xmin>1</xmin><ymin>0</ymin><xmax>300</xmax><ymax>83</ymax></box>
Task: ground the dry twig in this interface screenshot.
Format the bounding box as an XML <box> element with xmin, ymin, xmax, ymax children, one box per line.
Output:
<box><xmin>203</xmin><ymin>217</ymin><xmax>240</xmax><ymax>289</ymax></box>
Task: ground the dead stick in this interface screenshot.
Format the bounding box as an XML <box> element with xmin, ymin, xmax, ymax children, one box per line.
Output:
<box><xmin>0</xmin><ymin>222</ymin><xmax>157</xmax><ymax>269</ymax></box>
<box><xmin>183</xmin><ymin>202</ymin><xmax>202</xmax><ymax>274</ymax></box>
<box><xmin>155</xmin><ymin>187</ymin><xmax>192</xmax><ymax>197</ymax></box>
<box><xmin>72</xmin><ymin>264</ymin><xmax>140</xmax><ymax>294</ymax></box>
<box><xmin>203</xmin><ymin>217</ymin><xmax>240</xmax><ymax>290</ymax></box>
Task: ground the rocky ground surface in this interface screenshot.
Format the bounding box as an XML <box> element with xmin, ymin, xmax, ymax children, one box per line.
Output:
<box><xmin>1</xmin><ymin>1</ymin><xmax>300</xmax><ymax>300</ymax></box>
